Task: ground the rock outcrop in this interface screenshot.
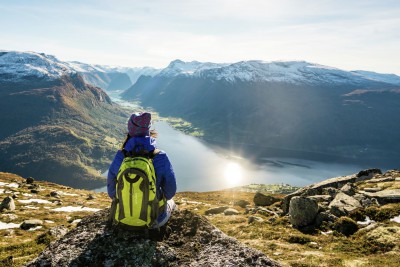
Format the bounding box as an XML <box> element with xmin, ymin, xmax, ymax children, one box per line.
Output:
<box><xmin>288</xmin><ymin>196</ymin><xmax>319</xmax><ymax>227</ymax></box>
<box><xmin>328</xmin><ymin>192</ymin><xmax>362</xmax><ymax>217</ymax></box>
<box><xmin>283</xmin><ymin>169</ymin><xmax>400</xmax><ymax>236</ymax></box>
<box><xmin>282</xmin><ymin>169</ymin><xmax>381</xmax><ymax>214</ymax></box>
<box><xmin>360</xmin><ymin>189</ymin><xmax>400</xmax><ymax>204</ymax></box>
<box><xmin>28</xmin><ymin>209</ymin><xmax>281</xmax><ymax>267</ymax></box>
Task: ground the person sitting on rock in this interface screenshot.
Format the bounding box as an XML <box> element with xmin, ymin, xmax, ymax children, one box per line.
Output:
<box><xmin>107</xmin><ymin>112</ymin><xmax>177</xmax><ymax>228</ymax></box>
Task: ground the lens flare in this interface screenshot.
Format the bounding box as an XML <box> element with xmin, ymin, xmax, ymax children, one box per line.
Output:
<box><xmin>224</xmin><ymin>162</ymin><xmax>243</xmax><ymax>187</ymax></box>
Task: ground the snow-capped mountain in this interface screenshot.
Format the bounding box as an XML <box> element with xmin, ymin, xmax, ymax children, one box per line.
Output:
<box><xmin>123</xmin><ymin>58</ymin><xmax>400</xmax><ymax>167</ymax></box>
<box><xmin>351</xmin><ymin>70</ymin><xmax>400</xmax><ymax>86</ymax></box>
<box><xmin>203</xmin><ymin>61</ymin><xmax>369</xmax><ymax>85</ymax></box>
<box><xmin>2</xmin><ymin>50</ymin><xmax>399</xmax><ymax>87</ymax></box>
<box><xmin>157</xmin><ymin>59</ymin><xmax>400</xmax><ymax>86</ymax></box>
<box><xmin>0</xmin><ymin>51</ymin><xmax>160</xmax><ymax>88</ymax></box>
<box><xmin>0</xmin><ymin>51</ymin><xmax>76</xmax><ymax>82</ymax></box>
<box><xmin>157</xmin><ymin>59</ymin><xmax>229</xmax><ymax>77</ymax></box>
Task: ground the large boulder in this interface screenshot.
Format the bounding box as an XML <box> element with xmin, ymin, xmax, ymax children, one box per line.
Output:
<box><xmin>27</xmin><ymin>209</ymin><xmax>281</xmax><ymax>267</ymax></box>
<box><xmin>328</xmin><ymin>192</ymin><xmax>362</xmax><ymax>217</ymax></box>
<box><xmin>288</xmin><ymin>196</ymin><xmax>319</xmax><ymax>227</ymax></box>
<box><xmin>253</xmin><ymin>193</ymin><xmax>280</xmax><ymax>206</ymax></box>
<box><xmin>0</xmin><ymin>196</ymin><xmax>16</xmax><ymax>211</ymax></box>
<box><xmin>360</xmin><ymin>189</ymin><xmax>400</xmax><ymax>204</ymax></box>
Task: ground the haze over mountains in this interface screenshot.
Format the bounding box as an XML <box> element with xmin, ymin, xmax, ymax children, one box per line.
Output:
<box><xmin>0</xmin><ymin>50</ymin><xmax>399</xmax><ymax>188</ymax></box>
<box><xmin>123</xmin><ymin>59</ymin><xmax>400</xmax><ymax>167</ymax></box>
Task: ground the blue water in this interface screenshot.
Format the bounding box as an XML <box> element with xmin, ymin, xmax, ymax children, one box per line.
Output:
<box><xmin>95</xmin><ymin>93</ymin><xmax>363</xmax><ymax>192</ymax></box>
<box><xmin>96</xmin><ymin>120</ymin><xmax>362</xmax><ymax>192</ymax></box>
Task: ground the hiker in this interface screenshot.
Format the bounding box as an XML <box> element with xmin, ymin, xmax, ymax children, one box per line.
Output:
<box><xmin>107</xmin><ymin>112</ymin><xmax>177</xmax><ymax>228</ymax></box>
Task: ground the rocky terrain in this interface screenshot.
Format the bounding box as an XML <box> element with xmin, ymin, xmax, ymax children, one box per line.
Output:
<box><xmin>1</xmin><ymin>169</ymin><xmax>399</xmax><ymax>266</ymax></box>
<box><xmin>27</xmin><ymin>209</ymin><xmax>279</xmax><ymax>267</ymax></box>
<box><xmin>176</xmin><ymin>169</ymin><xmax>400</xmax><ymax>266</ymax></box>
<box><xmin>0</xmin><ymin>172</ymin><xmax>279</xmax><ymax>267</ymax></box>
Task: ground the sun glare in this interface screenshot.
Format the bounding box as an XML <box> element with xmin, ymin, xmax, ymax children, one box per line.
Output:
<box><xmin>224</xmin><ymin>162</ymin><xmax>243</xmax><ymax>187</ymax></box>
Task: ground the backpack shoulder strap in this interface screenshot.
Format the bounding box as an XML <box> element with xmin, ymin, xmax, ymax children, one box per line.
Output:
<box><xmin>121</xmin><ymin>149</ymin><xmax>130</xmax><ymax>158</ymax></box>
<box><xmin>150</xmin><ymin>149</ymin><xmax>161</xmax><ymax>159</ymax></box>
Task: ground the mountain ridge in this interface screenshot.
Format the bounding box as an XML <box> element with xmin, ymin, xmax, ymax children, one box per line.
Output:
<box><xmin>122</xmin><ymin>60</ymin><xmax>400</xmax><ymax>168</ymax></box>
<box><xmin>0</xmin><ymin>50</ymin><xmax>160</xmax><ymax>91</ymax></box>
<box><xmin>0</xmin><ymin>70</ymin><xmax>128</xmax><ymax>188</ymax></box>
<box><xmin>2</xmin><ymin>50</ymin><xmax>400</xmax><ymax>88</ymax></box>
<box><xmin>154</xmin><ymin>59</ymin><xmax>400</xmax><ymax>86</ymax></box>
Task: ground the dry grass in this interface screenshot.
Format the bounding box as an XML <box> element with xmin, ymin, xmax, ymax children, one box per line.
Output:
<box><xmin>175</xmin><ymin>190</ymin><xmax>400</xmax><ymax>267</ymax></box>
<box><xmin>0</xmin><ymin>172</ymin><xmax>111</xmax><ymax>266</ymax></box>
<box><xmin>1</xmin><ymin>172</ymin><xmax>399</xmax><ymax>267</ymax></box>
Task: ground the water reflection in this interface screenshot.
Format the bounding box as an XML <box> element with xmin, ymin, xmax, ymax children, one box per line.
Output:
<box><xmin>150</xmin><ymin>121</ymin><xmax>362</xmax><ymax>191</ymax></box>
<box><xmin>95</xmin><ymin>94</ymin><xmax>365</xmax><ymax>193</ymax></box>
<box><xmin>95</xmin><ymin>120</ymin><xmax>364</xmax><ymax>193</ymax></box>
<box><xmin>224</xmin><ymin>162</ymin><xmax>243</xmax><ymax>187</ymax></box>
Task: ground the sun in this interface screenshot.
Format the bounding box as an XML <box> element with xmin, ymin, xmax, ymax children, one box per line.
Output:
<box><xmin>224</xmin><ymin>162</ymin><xmax>243</xmax><ymax>187</ymax></box>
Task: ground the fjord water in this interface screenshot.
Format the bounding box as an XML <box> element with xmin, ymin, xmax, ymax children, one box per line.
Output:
<box><xmin>97</xmin><ymin>121</ymin><xmax>363</xmax><ymax>192</ymax></box>
<box><xmin>96</xmin><ymin>93</ymin><xmax>364</xmax><ymax>192</ymax></box>
<box><xmin>149</xmin><ymin>121</ymin><xmax>363</xmax><ymax>191</ymax></box>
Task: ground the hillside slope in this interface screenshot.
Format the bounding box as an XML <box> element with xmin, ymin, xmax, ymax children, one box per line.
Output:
<box><xmin>122</xmin><ymin>60</ymin><xmax>400</xmax><ymax>166</ymax></box>
<box><xmin>0</xmin><ymin>51</ymin><xmax>129</xmax><ymax>188</ymax></box>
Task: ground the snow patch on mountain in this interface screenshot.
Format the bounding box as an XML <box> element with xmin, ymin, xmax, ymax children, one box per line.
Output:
<box><xmin>157</xmin><ymin>59</ymin><xmax>228</xmax><ymax>77</ymax></box>
<box><xmin>352</xmin><ymin>70</ymin><xmax>400</xmax><ymax>85</ymax></box>
<box><xmin>0</xmin><ymin>51</ymin><xmax>75</xmax><ymax>81</ymax></box>
<box><xmin>2</xmin><ymin>51</ymin><xmax>398</xmax><ymax>86</ymax></box>
<box><xmin>0</xmin><ymin>51</ymin><xmax>160</xmax><ymax>84</ymax></box>
<box><xmin>159</xmin><ymin>59</ymin><xmax>381</xmax><ymax>85</ymax></box>
<box><xmin>66</xmin><ymin>61</ymin><xmax>106</xmax><ymax>73</ymax></box>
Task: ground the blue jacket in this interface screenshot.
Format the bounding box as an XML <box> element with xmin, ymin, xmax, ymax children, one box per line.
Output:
<box><xmin>107</xmin><ymin>136</ymin><xmax>177</xmax><ymax>222</ymax></box>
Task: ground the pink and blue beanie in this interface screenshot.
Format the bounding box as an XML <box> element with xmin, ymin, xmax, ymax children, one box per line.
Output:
<box><xmin>127</xmin><ymin>112</ymin><xmax>151</xmax><ymax>137</ymax></box>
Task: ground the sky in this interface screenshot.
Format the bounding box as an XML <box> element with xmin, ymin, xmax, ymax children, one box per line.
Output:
<box><xmin>1</xmin><ymin>0</ymin><xmax>399</xmax><ymax>74</ymax></box>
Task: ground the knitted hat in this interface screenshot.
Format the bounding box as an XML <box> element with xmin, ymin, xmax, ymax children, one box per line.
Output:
<box><xmin>127</xmin><ymin>112</ymin><xmax>151</xmax><ymax>137</ymax></box>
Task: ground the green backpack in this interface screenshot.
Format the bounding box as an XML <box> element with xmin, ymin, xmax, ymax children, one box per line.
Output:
<box><xmin>110</xmin><ymin>146</ymin><xmax>165</xmax><ymax>229</ymax></box>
